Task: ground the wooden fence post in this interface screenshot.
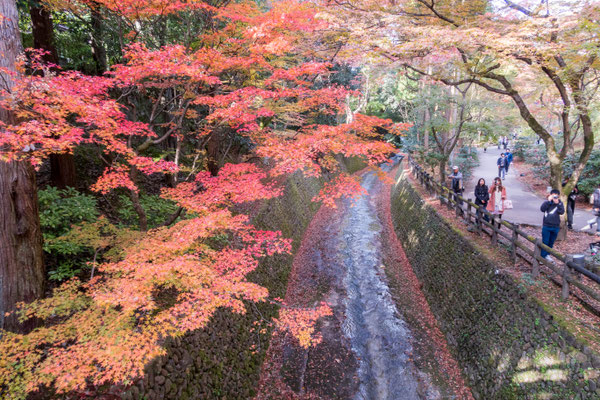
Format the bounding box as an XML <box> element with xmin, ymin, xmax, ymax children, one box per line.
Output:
<box><xmin>561</xmin><ymin>262</ymin><xmax>570</xmax><ymax>300</ymax></box>
<box><xmin>439</xmin><ymin>185</ymin><xmax>444</xmax><ymax>206</ymax></box>
<box><xmin>511</xmin><ymin>224</ymin><xmax>518</xmax><ymax>265</ymax></box>
<box><xmin>466</xmin><ymin>199</ymin><xmax>472</xmax><ymax>224</ymax></box>
<box><xmin>491</xmin><ymin>215</ymin><xmax>498</xmax><ymax>246</ymax></box>
<box><xmin>455</xmin><ymin>193</ymin><xmax>461</xmax><ymax>218</ymax></box>
<box><xmin>426</xmin><ymin>175</ymin><xmax>434</xmax><ymax>196</ymax></box>
<box><xmin>476</xmin><ymin>207</ymin><xmax>482</xmax><ymax>235</ymax></box>
<box><xmin>532</xmin><ymin>239</ymin><xmax>541</xmax><ymax>278</ymax></box>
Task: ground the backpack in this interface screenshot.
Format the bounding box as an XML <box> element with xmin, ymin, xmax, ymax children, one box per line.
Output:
<box><xmin>451</xmin><ymin>172</ymin><xmax>462</xmax><ymax>191</ymax></box>
<box><xmin>452</xmin><ymin>176</ymin><xmax>460</xmax><ymax>191</ymax></box>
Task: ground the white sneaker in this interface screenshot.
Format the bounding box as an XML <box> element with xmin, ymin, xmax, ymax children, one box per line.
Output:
<box><xmin>544</xmin><ymin>255</ymin><xmax>554</xmax><ymax>263</ymax></box>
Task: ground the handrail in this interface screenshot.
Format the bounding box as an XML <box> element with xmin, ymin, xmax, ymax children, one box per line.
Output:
<box><xmin>404</xmin><ymin>155</ymin><xmax>600</xmax><ymax>302</ymax></box>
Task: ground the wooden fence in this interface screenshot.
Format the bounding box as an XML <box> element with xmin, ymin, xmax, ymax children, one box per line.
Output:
<box><xmin>406</xmin><ymin>155</ymin><xmax>600</xmax><ymax>302</ymax></box>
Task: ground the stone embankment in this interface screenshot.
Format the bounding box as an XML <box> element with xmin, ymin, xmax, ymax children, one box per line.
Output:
<box><xmin>391</xmin><ymin>166</ymin><xmax>600</xmax><ymax>399</ymax></box>
<box><xmin>123</xmin><ymin>171</ymin><xmax>323</xmax><ymax>399</ymax></box>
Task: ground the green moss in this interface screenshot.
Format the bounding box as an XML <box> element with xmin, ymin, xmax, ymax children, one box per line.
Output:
<box><xmin>342</xmin><ymin>156</ymin><xmax>368</xmax><ymax>174</ymax></box>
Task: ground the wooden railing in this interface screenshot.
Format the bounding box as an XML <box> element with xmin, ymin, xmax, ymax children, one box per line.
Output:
<box><xmin>406</xmin><ymin>155</ymin><xmax>600</xmax><ymax>302</ymax></box>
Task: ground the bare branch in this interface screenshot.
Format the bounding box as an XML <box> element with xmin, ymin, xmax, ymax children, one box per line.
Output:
<box><xmin>414</xmin><ymin>0</ymin><xmax>459</xmax><ymax>27</ymax></box>
<box><xmin>503</xmin><ymin>0</ymin><xmax>533</xmax><ymax>17</ymax></box>
<box><xmin>540</xmin><ymin>65</ymin><xmax>571</xmax><ymax>158</ymax></box>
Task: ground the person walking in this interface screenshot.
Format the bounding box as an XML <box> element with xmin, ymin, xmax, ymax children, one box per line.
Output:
<box><xmin>487</xmin><ymin>177</ymin><xmax>506</xmax><ymax>224</ymax></box>
<box><xmin>474</xmin><ymin>178</ymin><xmax>490</xmax><ymax>222</ymax></box>
<box><xmin>593</xmin><ymin>183</ymin><xmax>600</xmax><ymax>235</ymax></box>
<box><xmin>562</xmin><ymin>179</ymin><xmax>579</xmax><ymax>230</ymax></box>
<box><xmin>497</xmin><ymin>153</ymin><xmax>507</xmax><ymax>180</ymax></box>
<box><xmin>505</xmin><ymin>149</ymin><xmax>513</xmax><ymax>175</ymax></box>
<box><xmin>540</xmin><ymin>189</ymin><xmax>565</xmax><ymax>261</ymax></box>
<box><xmin>449</xmin><ymin>166</ymin><xmax>464</xmax><ymax>208</ymax></box>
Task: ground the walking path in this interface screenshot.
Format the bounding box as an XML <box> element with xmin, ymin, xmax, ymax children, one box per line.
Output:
<box><xmin>466</xmin><ymin>147</ymin><xmax>595</xmax><ymax>230</ymax></box>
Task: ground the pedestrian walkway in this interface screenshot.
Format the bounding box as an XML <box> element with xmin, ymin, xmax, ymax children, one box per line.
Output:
<box><xmin>465</xmin><ymin>147</ymin><xmax>595</xmax><ymax>230</ymax></box>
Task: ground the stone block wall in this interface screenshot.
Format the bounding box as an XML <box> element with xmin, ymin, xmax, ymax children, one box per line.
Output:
<box><xmin>122</xmin><ymin>158</ymin><xmax>368</xmax><ymax>400</ymax></box>
<box><xmin>391</xmin><ymin>169</ymin><xmax>600</xmax><ymax>399</ymax></box>
<box><xmin>124</xmin><ymin>172</ymin><xmax>322</xmax><ymax>399</ymax></box>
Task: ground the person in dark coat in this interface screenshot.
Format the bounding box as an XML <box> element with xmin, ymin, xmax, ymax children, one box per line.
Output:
<box><xmin>540</xmin><ymin>189</ymin><xmax>565</xmax><ymax>261</ymax></box>
<box><xmin>505</xmin><ymin>149</ymin><xmax>513</xmax><ymax>174</ymax></box>
<box><xmin>562</xmin><ymin>179</ymin><xmax>579</xmax><ymax>230</ymax></box>
<box><xmin>474</xmin><ymin>178</ymin><xmax>490</xmax><ymax>222</ymax></box>
<box><xmin>497</xmin><ymin>153</ymin><xmax>506</xmax><ymax>180</ymax></box>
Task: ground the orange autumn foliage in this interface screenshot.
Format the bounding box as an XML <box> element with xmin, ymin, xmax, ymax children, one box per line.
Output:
<box><xmin>0</xmin><ymin>0</ymin><xmax>409</xmax><ymax>397</ymax></box>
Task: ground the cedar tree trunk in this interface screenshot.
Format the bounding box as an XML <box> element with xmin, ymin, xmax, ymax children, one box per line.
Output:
<box><xmin>30</xmin><ymin>4</ymin><xmax>77</xmax><ymax>188</ymax></box>
<box><xmin>0</xmin><ymin>0</ymin><xmax>45</xmax><ymax>331</ymax></box>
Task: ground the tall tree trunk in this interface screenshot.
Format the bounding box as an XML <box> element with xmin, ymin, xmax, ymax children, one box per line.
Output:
<box><xmin>0</xmin><ymin>162</ymin><xmax>45</xmax><ymax>331</ymax></box>
<box><xmin>90</xmin><ymin>4</ymin><xmax>108</xmax><ymax>75</ymax></box>
<box><xmin>206</xmin><ymin>129</ymin><xmax>224</xmax><ymax>176</ymax></box>
<box><xmin>30</xmin><ymin>5</ymin><xmax>58</xmax><ymax>63</ymax></box>
<box><xmin>49</xmin><ymin>153</ymin><xmax>77</xmax><ymax>188</ymax></box>
<box><xmin>439</xmin><ymin>158</ymin><xmax>447</xmax><ymax>184</ymax></box>
<box><xmin>129</xmin><ymin>189</ymin><xmax>148</xmax><ymax>232</ymax></box>
<box><xmin>1</xmin><ymin>0</ymin><xmax>45</xmax><ymax>331</ymax></box>
<box><xmin>30</xmin><ymin>4</ymin><xmax>77</xmax><ymax>188</ymax></box>
<box><xmin>423</xmin><ymin>107</ymin><xmax>429</xmax><ymax>151</ymax></box>
<box><xmin>447</xmin><ymin>85</ymin><xmax>458</xmax><ymax>165</ymax></box>
<box><xmin>128</xmin><ymin>167</ymin><xmax>148</xmax><ymax>231</ymax></box>
<box><xmin>423</xmin><ymin>65</ymin><xmax>433</xmax><ymax>151</ymax></box>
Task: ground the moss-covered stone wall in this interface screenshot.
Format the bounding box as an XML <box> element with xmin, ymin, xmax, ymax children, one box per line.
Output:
<box><xmin>391</xmin><ymin>169</ymin><xmax>600</xmax><ymax>400</ymax></box>
<box><xmin>123</xmin><ymin>172</ymin><xmax>323</xmax><ymax>400</ymax></box>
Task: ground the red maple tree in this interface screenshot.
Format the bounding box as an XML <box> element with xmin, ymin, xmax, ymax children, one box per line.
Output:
<box><xmin>0</xmin><ymin>0</ymin><xmax>408</xmax><ymax>397</ymax></box>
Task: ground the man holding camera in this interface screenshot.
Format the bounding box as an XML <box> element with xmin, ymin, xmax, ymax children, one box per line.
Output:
<box><xmin>540</xmin><ymin>189</ymin><xmax>565</xmax><ymax>262</ymax></box>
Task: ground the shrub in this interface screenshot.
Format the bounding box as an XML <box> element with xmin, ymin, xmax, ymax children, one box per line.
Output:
<box><xmin>454</xmin><ymin>146</ymin><xmax>479</xmax><ymax>181</ymax></box>
<box><xmin>39</xmin><ymin>187</ymin><xmax>99</xmax><ymax>281</ymax></box>
<box><xmin>563</xmin><ymin>149</ymin><xmax>600</xmax><ymax>197</ymax></box>
<box><xmin>116</xmin><ymin>194</ymin><xmax>180</xmax><ymax>229</ymax></box>
<box><xmin>515</xmin><ymin>139</ymin><xmax>600</xmax><ymax>197</ymax></box>
<box><xmin>512</xmin><ymin>138</ymin><xmax>549</xmax><ymax>181</ymax></box>
<box><xmin>511</xmin><ymin>137</ymin><xmax>535</xmax><ymax>160</ymax></box>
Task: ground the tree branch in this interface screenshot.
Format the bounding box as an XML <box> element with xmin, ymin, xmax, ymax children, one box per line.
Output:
<box><xmin>503</xmin><ymin>0</ymin><xmax>533</xmax><ymax>17</ymax></box>
<box><xmin>540</xmin><ymin>65</ymin><xmax>571</xmax><ymax>159</ymax></box>
<box><xmin>414</xmin><ymin>0</ymin><xmax>459</xmax><ymax>27</ymax></box>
